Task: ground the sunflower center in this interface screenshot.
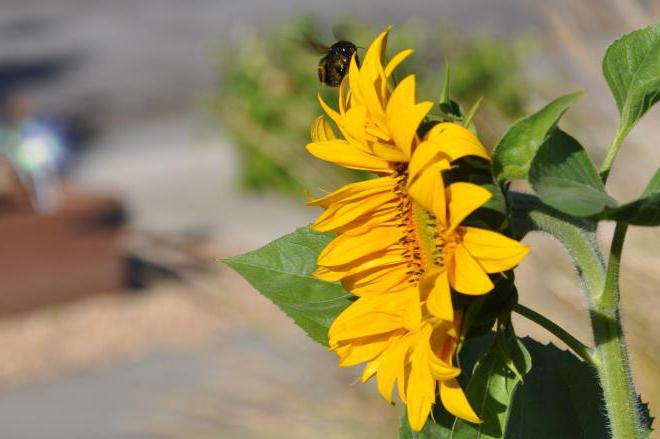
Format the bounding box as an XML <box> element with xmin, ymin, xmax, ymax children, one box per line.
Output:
<box><xmin>393</xmin><ymin>165</ymin><xmax>446</xmax><ymax>284</ymax></box>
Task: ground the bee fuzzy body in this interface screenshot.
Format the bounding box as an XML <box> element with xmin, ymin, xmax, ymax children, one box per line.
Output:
<box><xmin>318</xmin><ymin>41</ymin><xmax>358</xmax><ymax>87</ymax></box>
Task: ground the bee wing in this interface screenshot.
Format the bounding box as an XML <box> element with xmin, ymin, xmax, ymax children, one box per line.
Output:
<box><xmin>303</xmin><ymin>33</ymin><xmax>330</xmax><ymax>54</ymax></box>
<box><xmin>332</xmin><ymin>24</ymin><xmax>350</xmax><ymax>42</ymax></box>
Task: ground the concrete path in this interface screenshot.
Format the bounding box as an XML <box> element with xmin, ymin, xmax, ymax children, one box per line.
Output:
<box><xmin>71</xmin><ymin>112</ymin><xmax>317</xmax><ymax>251</ymax></box>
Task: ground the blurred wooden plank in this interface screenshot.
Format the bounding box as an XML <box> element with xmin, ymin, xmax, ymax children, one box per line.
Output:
<box><xmin>0</xmin><ymin>191</ymin><xmax>125</xmax><ymax>314</ymax></box>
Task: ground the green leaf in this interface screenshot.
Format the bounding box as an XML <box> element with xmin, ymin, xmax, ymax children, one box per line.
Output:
<box><xmin>594</xmin><ymin>169</ymin><xmax>660</xmax><ymax>225</ymax></box>
<box><xmin>529</xmin><ymin>129</ymin><xmax>618</xmax><ymax>217</ymax></box>
<box><xmin>451</xmin><ymin>326</ymin><xmax>531</xmax><ymax>439</ymax></box>
<box><xmin>462</xmin><ymin>96</ymin><xmax>483</xmax><ymax>129</ymax></box>
<box><xmin>400</xmin><ymin>337</ymin><xmax>615</xmax><ymax>438</ymax></box>
<box><xmin>399</xmin><ymin>414</ymin><xmax>451</xmax><ymax>439</ymax></box>
<box><xmin>440</xmin><ymin>62</ymin><xmax>451</xmax><ymax>105</ymax></box>
<box><xmin>603</xmin><ymin>23</ymin><xmax>660</xmax><ymax>138</ymax></box>
<box><xmin>221</xmin><ymin>226</ymin><xmax>352</xmax><ymax>346</ymax></box>
<box><xmin>505</xmin><ymin>339</ymin><xmax>610</xmax><ymax>438</ymax></box>
<box><xmin>492</xmin><ymin>92</ymin><xmax>581</xmax><ymax>183</ymax></box>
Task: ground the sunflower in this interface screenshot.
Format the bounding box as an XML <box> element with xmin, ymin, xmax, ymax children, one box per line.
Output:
<box><xmin>306</xmin><ymin>27</ymin><xmax>528</xmax><ymax>431</ymax></box>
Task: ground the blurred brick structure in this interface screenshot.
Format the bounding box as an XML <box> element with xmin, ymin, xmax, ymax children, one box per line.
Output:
<box><xmin>0</xmin><ymin>159</ymin><xmax>125</xmax><ymax>314</ymax></box>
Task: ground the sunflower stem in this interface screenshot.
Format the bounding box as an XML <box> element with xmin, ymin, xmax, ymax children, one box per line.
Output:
<box><xmin>589</xmin><ymin>221</ymin><xmax>642</xmax><ymax>439</ymax></box>
<box><xmin>508</xmin><ymin>192</ymin><xmax>643</xmax><ymax>437</ymax></box>
<box><xmin>599</xmin><ymin>127</ymin><xmax>626</xmax><ymax>183</ymax></box>
<box><xmin>512</xmin><ymin>303</ymin><xmax>595</xmax><ymax>366</ymax></box>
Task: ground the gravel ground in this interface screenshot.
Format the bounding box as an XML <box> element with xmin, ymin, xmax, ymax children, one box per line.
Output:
<box><xmin>0</xmin><ymin>270</ymin><xmax>398</xmax><ymax>439</ymax></box>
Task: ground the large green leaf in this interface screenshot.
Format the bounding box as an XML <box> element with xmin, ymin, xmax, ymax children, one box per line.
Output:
<box><xmin>221</xmin><ymin>227</ymin><xmax>352</xmax><ymax>346</ymax></box>
<box><xmin>505</xmin><ymin>339</ymin><xmax>610</xmax><ymax>438</ymax></box>
<box><xmin>603</xmin><ymin>23</ymin><xmax>660</xmax><ymax>139</ymax></box>
<box><xmin>492</xmin><ymin>92</ymin><xmax>581</xmax><ymax>184</ymax></box>
<box><xmin>400</xmin><ymin>337</ymin><xmax>613</xmax><ymax>438</ymax></box>
<box><xmin>529</xmin><ymin>129</ymin><xmax>618</xmax><ymax>217</ymax></box>
<box><xmin>451</xmin><ymin>326</ymin><xmax>531</xmax><ymax>439</ymax></box>
<box><xmin>594</xmin><ymin>168</ymin><xmax>660</xmax><ymax>225</ymax></box>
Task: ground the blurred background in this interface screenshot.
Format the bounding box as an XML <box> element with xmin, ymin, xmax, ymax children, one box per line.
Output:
<box><xmin>0</xmin><ymin>0</ymin><xmax>658</xmax><ymax>437</ymax></box>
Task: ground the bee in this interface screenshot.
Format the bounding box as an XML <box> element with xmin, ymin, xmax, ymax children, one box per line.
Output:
<box><xmin>306</xmin><ymin>37</ymin><xmax>359</xmax><ymax>87</ymax></box>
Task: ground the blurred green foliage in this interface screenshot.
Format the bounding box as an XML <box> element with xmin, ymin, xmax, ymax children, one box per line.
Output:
<box><xmin>208</xmin><ymin>17</ymin><xmax>535</xmax><ymax>197</ymax></box>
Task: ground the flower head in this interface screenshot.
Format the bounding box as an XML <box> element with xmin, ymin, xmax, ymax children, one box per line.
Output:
<box><xmin>307</xmin><ymin>27</ymin><xmax>528</xmax><ymax>431</ymax></box>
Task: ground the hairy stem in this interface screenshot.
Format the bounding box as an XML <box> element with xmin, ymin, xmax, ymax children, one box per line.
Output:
<box><xmin>513</xmin><ymin>303</ymin><xmax>595</xmax><ymax>366</ymax></box>
<box><xmin>590</xmin><ymin>222</ymin><xmax>641</xmax><ymax>439</ymax></box>
<box><xmin>509</xmin><ymin>192</ymin><xmax>643</xmax><ymax>438</ymax></box>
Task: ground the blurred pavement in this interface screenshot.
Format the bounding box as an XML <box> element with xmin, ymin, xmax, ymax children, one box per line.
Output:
<box><xmin>1</xmin><ymin>0</ymin><xmax>537</xmax><ymax>126</ymax></box>
<box><xmin>71</xmin><ymin>113</ymin><xmax>316</xmax><ymax>251</ymax></box>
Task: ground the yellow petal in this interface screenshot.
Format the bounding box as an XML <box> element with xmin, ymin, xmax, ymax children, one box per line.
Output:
<box><xmin>461</xmin><ymin>226</ymin><xmax>529</xmax><ymax>273</ymax></box>
<box><xmin>365</xmin><ymin>120</ymin><xmax>392</xmax><ymax>142</ymax></box>
<box><xmin>401</xmin><ymin>288</ymin><xmax>422</xmax><ymax>331</ymax></box>
<box><xmin>426</xmin><ymin>270</ymin><xmax>454</xmax><ymax>321</ymax></box>
<box><xmin>361</xmin><ymin>26</ymin><xmax>391</xmax><ymax>85</ymax></box>
<box><xmin>407</xmin><ymin>139</ymin><xmax>444</xmax><ymax>185</ymax></box>
<box><xmin>306</xmin><ymin>140</ymin><xmax>391</xmax><ymax>172</ymax></box>
<box><xmin>318</xmin><ymin>226</ymin><xmax>400</xmax><ymax>267</ymax></box>
<box><xmin>348</xmin><ymin>55</ymin><xmax>363</xmax><ymax>108</ymax></box>
<box><xmin>317</xmin><ymin>93</ymin><xmax>344</xmax><ymax>131</ymax></box>
<box><xmin>307</xmin><ymin>176</ymin><xmax>395</xmax><ymax>208</ymax></box>
<box><xmin>336</xmin><ymin>334</ymin><xmax>394</xmax><ymax>367</ymax></box>
<box><xmin>407</xmin><ymin>161</ymin><xmax>450</xmax><ymax>224</ymax></box>
<box><xmin>341</xmin><ymin>262</ymin><xmax>410</xmax><ymax>296</ymax></box>
<box><xmin>385</xmin><ymin>73</ymin><xmax>415</xmax><ymax>120</ymax></box>
<box><xmin>332</xmin><ymin>316</ymin><xmax>402</xmax><ymax>341</ymax></box>
<box><xmin>446</xmin><ymin>182</ymin><xmax>492</xmax><ymax>230</ymax></box>
<box><xmin>358</xmin><ymin>58</ymin><xmax>387</xmax><ymax>126</ymax></box>
<box><xmin>384</xmin><ymin>49</ymin><xmax>414</xmax><ymax>78</ymax></box>
<box><xmin>439</xmin><ymin>379</ymin><xmax>481</xmax><ymax>423</ymax></box>
<box><xmin>406</xmin><ymin>335</ymin><xmax>436</xmax><ymax>432</ymax></box>
<box><xmin>329</xmin><ymin>290</ymin><xmax>411</xmax><ymax>335</ymax></box>
<box><xmin>362</xmin><ymin>358</ymin><xmax>380</xmax><ymax>382</ymax></box>
<box><xmin>333</xmin><ymin>207</ymin><xmax>399</xmax><ymax>236</ymax></box>
<box><xmin>313</xmin><ymin>266</ymin><xmax>344</xmax><ymax>282</ymax></box>
<box><xmin>371</xmin><ymin>142</ymin><xmax>409</xmax><ymax>162</ymax></box>
<box><xmin>318</xmin><ymin>94</ymin><xmax>367</xmax><ymax>148</ymax></box>
<box><xmin>338</xmin><ymin>75</ymin><xmax>350</xmax><ymax>113</ymax></box>
<box><xmin>329</xmin><ymin>294</ymin><xmax>410</xmax><ymax>342</ymax></box>
<box><xmin>446</xmin><ymin>312</ymin><xmax>463</xmax><ymax>340</ymax></box>
<box><xmin>341</xmin><ymin>105</ymin><xmax>369</xmax><ymax>146</ymax></box>
<box><xmin>386</xmin><ymin>75</ymin><xmax>433</xmax><ymax>158</ymax></box>
<box><xmin>315</xmin><ymin>247</ymin><xmax>406</xmax><ymax>283</ymax></box>
<box><xmin>312</xmin><ymin>190</ymin><xmax>398</xmax><ymax>232</ymax></box>
<box><xmin>397</xmin><ymin>357</ymin><xmax>410</xmax><ymax>404</ymax></box>
<box><xmin>449</xmin><ymin>244</ymin><xmax>494</xmax><ymax>295</ymax></box>
<box><xmin>428</xmin><ymin>349</ymin><xmax>461</xmax><ymax>380</ymax></box>
<box><xmin>377</xmin><ymin>334</ymin><xmax>413</xmax><ymax>404</ymax></box>
<box><xmin>310</xmin><ymin>115</ymin><xmax>337</xmax><ymax>142</ymax></box>
<box><xmin>424</xmin><ymin>122</ymin><xmax>490</xmax><ymax>162</ymax></box>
